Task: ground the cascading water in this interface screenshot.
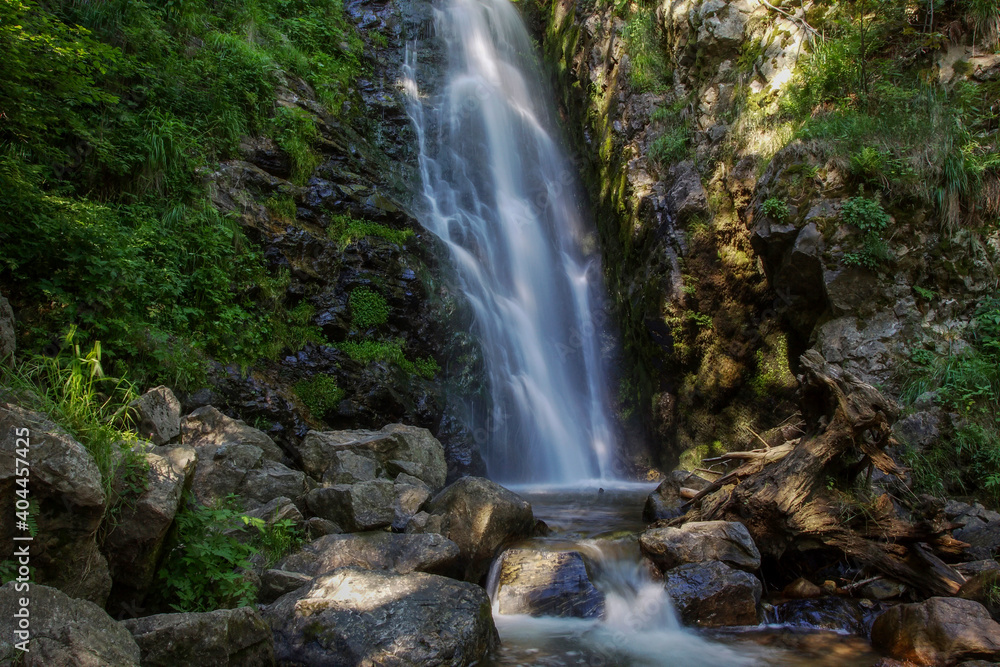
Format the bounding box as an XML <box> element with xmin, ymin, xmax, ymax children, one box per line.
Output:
<box><xmin>403</xmin><ymin>0</ymin><xmax>616</xmax><ymax>483</ymax></box>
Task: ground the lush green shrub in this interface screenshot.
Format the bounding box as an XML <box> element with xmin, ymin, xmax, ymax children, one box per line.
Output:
<box><xmin>244</xmin><ymin>515</ymin><xmax>304</xmax><ymax>568</ymax></box>
<box><xmin>623</xmin><ymin>10</ymin><xmax>670</xmax><ymax>93</ymax></box>
<box><xmin>762</xmin><ymin>197</ymin><xmax>789</xmax><ymax>221</ymax></box>
<box><xmin>648</xmin><ymin>126</ymin><xmax>690</xmax><ymax>166</ymax></box>
<box><xmin>328</xmin><ymin>214</ymin><xmax>414</xmax><ymax>248</ymax></box>
<box><xmin>156</xmin><ymin>495</ymin><xmax>258</xmax><ymax>613</ymax></box>
<box><xmin>271</xmin><ymin>106</ymin><xmax>320</xmax><ymax>184</ymax></box>
<box><xmin>338</xmin><ymin>340</ymin><xmax>439</xmax><ymax>379</ymax></box>
<box><xmin>841</xmin><ymin>196</ymin><xmax>893</xmax><ymax>269</ymax></box>
<box><xmin>294</xmin><ymin>375</ymin><xmax>345</xmax><ymax>418</ymax></box>
<box><xmin>349</xmin><ymin>288</ymin><xmax>390</xmax><ymax>329</ymax></box>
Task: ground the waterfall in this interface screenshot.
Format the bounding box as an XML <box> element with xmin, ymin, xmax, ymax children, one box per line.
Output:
<box><xmin>403</xmin><ymin>0</ymin><xmax>619</xmax><ymax>483</ymax></box>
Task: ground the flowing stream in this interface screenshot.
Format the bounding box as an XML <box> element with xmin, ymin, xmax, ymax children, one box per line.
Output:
<box><xmin>403</xmin><ymin>0</ymin><xmax>616</xmax><ymax>484</ymax></box>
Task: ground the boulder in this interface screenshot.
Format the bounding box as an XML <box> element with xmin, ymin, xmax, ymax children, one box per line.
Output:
<box><xmin>772</xmin><ymin>597</ymin><xmax>884</xmax><ymax>636</ymax></box>
<box><xmin>0</xmin><ymin>292</ymin><xmax>14</xmax><ymax>364</ymax></box>
<box><xmin>0</xmin><ymin>404</ymin><xmax>111</xmax><ymax>604</ymax></box>
<box><xmin>277</xmin><ymin>532</ymin><xmax>460</xmax><ymax>577</ymax></box>
<box><xmin>103</xmin><ymin>444</ymin><xmax>196</xmax><ymax>610</ymax></box>
<box><xmin>643</xmin><ymin>470</ymin><xmax>711</xmax><ymax>522</ymax></box>
<box><xmin>242</xmin><ymin>496</ymin><xmax>304</xmax><ymax>528</ymax></box>
<box><xmin>305</xmin><ymin>479</ymin><xmax>395</xmax><ymax>531</ymax></box>
<box><xmin>263</xmin><ymin>567</ymin><xmax>498</xmax><ymax>666</ymax></box>
<box><xmin>259</xmin><ymin>569</ymin><xmax>312</xmax><ymax>604</ymax></box>
<box><xmin>393</xmin><ymin>476</ymin><xmax>432</xmax><ymax>531</ymax></box>
<box><xmin>0</xmin><ymin>582</ymin><xmax>140</xmax><ymax>666</ymax></box>
<box><xmin>304</xmin><ymin>517</ymin><xmax>341</xmax><ymax>537</ymax></box>
<box><xmin>412</xmin><ymin>476</ymin><xmax>535</xmax><ymax>582</ymax></box>
<box><xmin>296</xmin><ymin>424</ymin><xmax>447</xmax><ymax>491</ymax></box>
<box><xmin>639</xmin><ymin>521</ymin><xmax>761</xmax><ymax>572</ymax></box>
<box><xmin>181</xmin><ymin>406</ymin><xmax>283</xmax><ymax>462</ymax></box>
<box><xmin>871</xmin><ymin>597</ymin><xmax>1000</xmax><ymax>665</ymax></box>
<box><xmin>782</xmin><ymin>577</ymin><xmax>822</xmax><ymax>599</ymax></box>
<box><xmin>494</xmin><ymin>549</ymin><xmax>605</xmax><ymax>618</ymax></box>
<box><xmin>954</xmin><ymin>519</ymin><xmax>1000</xmax><ymax>561</ymax></box>
<box><xmin>188</xmin><ymin>441</ymin><xmax>307</xmax><ymax>511</ymax></box>
<box><xmin>959</xmin><ymin>571</ymin><xmax>1000</xmax><ymax>620</ymax></box>
<box><xmin>663</xmin><ymin>560</ymin><xmax>761</xmax><ymax>627</ymax></box>
<box><xmin>122</xmin><ymin>606</ymin><xmax>274</xmax><ymax>666</ymax></box>
<box><xmin>128</xmin><ymin>387</ymin><xmax>181</xmax><ymax>445</ymax></box>
<box><xmin>665</xmin><ymin>160</ymin><xmax>708</xmax><ymax>221</ymax></box>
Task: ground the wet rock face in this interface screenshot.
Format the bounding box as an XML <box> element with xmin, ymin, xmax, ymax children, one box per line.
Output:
<box><xmin>264</xmin><ymin>567</ymin><xmax>498</xmax><ymax>667</ymax></box>
<box><xmin>663</xmin><ymin>559</ymin><xmax>761</xmax><ymax>627</ymax></box>
<box><xmin>871</xmin><ymin>597</ymin><xmax>1000</xmax><ymax>666</ymax></box>
<box><xmin>0</xmin><ymin>404</ymin><xmax>111</xmax><ymax>604</ymax></box>
<box><xmin>410</xmin><ymin>476</ymin><xmax>535</xmax><ymax>583</ymax></box>
<box><xmin>122</xmin><ymin>607</ymin><xmax>275</xmax><ymax>667</ymax></box>
<box><xmin>0</xmin><ymin>582</ymin><xmax>141</xmax><ymax>666</ymax></box>
<box><xmin>495</xmin><ymin>549</ymin><xmax>605</xmax><ymax>619</ymax></box>
<box><xmin>640</xmin><ymin>520</ymin><xmax>761</xmax><ymax>572</ymax></box>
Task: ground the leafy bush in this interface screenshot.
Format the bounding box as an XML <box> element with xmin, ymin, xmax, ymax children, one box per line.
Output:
<box><xmin>762</xmin><ymin>197</ymin><xmax>789</xmax><ymax>221</ymax></box>
<box><xmin>271</xmin><ymin>106</ymin><xmax>320</xmax><ymax>184</ymax></box>
<box><xmin>328</xmin><ymin>214</ymin><xmax>414</xmax><ymax>248</ymax></box>
<box><xmin>294</xmin><ymin>375</ymin><xmax>345</xmax><ymax>419</ymax></box>
<box><xmin>648</xmin><ymin>126</ymin><xmax>690</xmax><ymax>167</ymax></box>
<box><xmin>841</xmin><ymin>196</ymin><xmax>893</xmax><ymax>269</ymax></box>
<box><xmin>349</xmin><ymin>287</ymin><xmax>390</xmax><ymax>329</ymax></box>
<box><xmin>338</xmin><ymin>340</ymin><xmax>439</xmax><ymax>379</ymax></box>
<box><xmin>156</xmin><ymin>495</ymin><xmax>258</xmax><ymax>612</ymax></box>
<box><xmin>244</xmin><ymin>515</ymin><xmax>304</xmax><ymax>568</ymax></box>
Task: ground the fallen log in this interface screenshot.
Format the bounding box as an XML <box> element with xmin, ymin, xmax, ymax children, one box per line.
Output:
<box><xmin>679</xmin><ymin>350</ymin><xmax>967</xmax><ymax>597</ymax></box>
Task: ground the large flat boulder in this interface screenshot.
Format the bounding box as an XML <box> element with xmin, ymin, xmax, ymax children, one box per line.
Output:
<box><xmin>0</xmin><ymin>582</ymin><xmax>140</xmax><ymax>666</ymax></box>
<box><xmin>103</xmin><ymin>444</ymin><xmax>196</xmax><ymax>610</ymax></box>
<box><xmin>411</xmin><ymin>476</ymin><xmax>534</xmax><ymax>582</ymax></box>
<box><xmin>871</xmin><ymin>597</ymin><xmax>1000</xmax><ymax>665</ymax></box>
<box><xmin>0</xmin><ymin>404</ymin><xmax>111</xmax><ymax>603</ymax></box>
<box><xmin>122</xmin><ymin>607</ymin><xmax>275</xmax><ymax>667</ymax></box>
<box><xmin>640</xmin><ymin>521</ymin><xmax>761</xmax><ymax>572</ymax></box>
<box><xmin>494</xmin><ymin>549</ymin><xmax>604</xmax><ymax>619</ymax></box>
<box><xmin>663</xmin><ymin>560</ymin><xmax>761</xmax><ymax>627</ymax></box>
<box><xmin>277</xmin><ymin>532</ymin><xmax>460</xmax><ymax>577</ymax></box>
<box><xmin>263</xmin><ymin>567</ymin><xmax>498</xmax><ymax>666</ymax></box>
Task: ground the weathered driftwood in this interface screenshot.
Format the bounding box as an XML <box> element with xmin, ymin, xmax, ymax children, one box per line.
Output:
<box><xmin>676</xmin><ymin>350</ymin><xmax>966</xmax><ymax>597</ymax></box>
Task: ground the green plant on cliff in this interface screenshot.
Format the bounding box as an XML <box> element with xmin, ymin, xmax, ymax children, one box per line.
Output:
<box><xmin>294</xmin><ymin>375</ymin><xmax>345</xmax><ymax>419</ymax></box>
<box><xmin>762</xmin><ymin>197</ymin><xmax>790</xmax><ymax>221</ymax></box>
<box><xmin>271</xmin><ymin>106</ymin><xmax>321</xmax><ymax>184</ymax></box>
<box><xmin>243</xmin><ymin>515</ymin><xmax>304</xmax><ymax>568</ymax></box>
<box><xmin>622</xmin><ymin>9</ymin><xmax>670</xmax><ymax>93</ymax></box>
<box><xmin>337</xmin><ymin>339</ymin><xmax>439</xmax><ymax>380</ymax></box>
<box><xmin>350</xmin><ymin>287</ymin><xmax>390</xmax><ymax>329</ymax></box>
<box><xmin>841</xmin><ymin>196</ymin><xmax>893</xmax><ymax>269</ymax></box>
<box><xmin>328</xmin><ymin>213</ymin><xmax>415</xmax><ymax>248</ymax></box>
<box><xmin>156</xmin><ymin>495</ymin><xmax>258</xmax><ymax>613</ymax></box>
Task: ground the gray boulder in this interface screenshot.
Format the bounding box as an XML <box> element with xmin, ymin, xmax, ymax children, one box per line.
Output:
<box><xmin>122</xmin><ymin>606</ymin><xmax>275</xmax><ymax>666</ymax></box>
<box><xmin>640</xmin><ymin>520</ymin><xmax>761</xmax><ymax>572</ymax></box>
<box><xmin>663</xmin><ymin>560</ymin><xmax>761</xmax><ymax>627</ymax></box>
<box><xmin>259</xmin><ymin>569</ymin><xmax>312</xmax><ymax>604</ymax></box>
<box><xmin>0</xmin><ymin>404</ymin><xmax>111</xmax><ymax>604</ymax></box>
<box><xmin>393</xmin><ymin>475</ymin><xmax>432</xmax><ymax>531</ymax></box>
<box><xmin>871</xmin><ymin>597</ymin><xmax>1000</xmax><ymax>665</ymax></box>
<box><xmin>495</xmin><ymin>549</ymin><xmax>604</xmax><ymax>618</ymax></box>
<box><xmin>411</xmin><ymin>476</ymin><xmax>535</xmax><ymax>582</ymax></box>
<box><xmin>296</xmin><ymin>424</ymin><xmax>447</xmax><ymax>491</ymax></box>
<box><xmin>277</xmin><ymin>532</ymin><xmax>460</xmax><ymax>577</ymax></box>
<box><xmin>182</xmin><ymin>406</ymin><xmax>283</xmax><ymax>462</ymax></box>
<box><xmin>263</xmin><ymin>567</ymin><xmax>498</xmax><ymax>666</ymax></box>
<box><xmin>188</xmin><ymin>441</ymin><xmax>308</xmax><ymax>511</ymax></box>
<box><xmin>665</xmin><ymin>161</ymin><xmax>708</xmax><ymax>221</ymax></box>
<box><xmin>306</xmin><ymin>479</ymin><xmax>395</xmax><ymax>531</ymax></box>
<box><xmin>0</xmin><ymin>582</ymin><xmax>140</xmax><ymax>666</ymax></box>
<box><xmin>0</xmin><ymin>292</ymin><xmax>14</xmax><ymax>365</ymax></box>
<box><xmin>103</xmin><ymin>444</ymin><xmax>196</xmax><ymax>609</ymax></box>
<box><xmin>128</xmin><ymin>387</ymin><xmax>181</xmax><ymax>445</ymax></box>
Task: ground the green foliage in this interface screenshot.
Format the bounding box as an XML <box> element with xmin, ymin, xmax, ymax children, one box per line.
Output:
<box><xmin>271</xmin><ymin>106</ymin><xmax>320</xmax><ymax>184</ymax></box>
<box><xmin>349</xmin><ymin>287</ymin><xmax>390</xmax><ymax>329</ymax></box>
<box><xmin>294</xmin><ymin>375</ymin><xmax>345</xmax><ymax>419</ymax></box>
<box><xmin>327</xmin><ymin>214</ymin><xmax>414</xmax><ymax>248</ymax></box>
<box><xmin>913</xmin><ymin>286</ymin><xmax>936</xmax><ymax>300</ymax></box>
<box><xmin>762</xmin><ymin>197</ymin><xmax>790</xmax><ymax>221</ymax></box>
<box><xmin>0</xmin><ymin>0</ymin><xmax>362</xmax><ymax>388</ymax></box>
<box><xmin>156</xmin><ymin>495</ymin><xmax>258</xmax><ymax>612</ymax></box>
<box><xmin>0</xmin><ymin>329</ymin><xmax>141</xmax><ymax>495</ymax></box>
<box><xmin>243</xmin><ymin>515</ymin><xmax>304</xmax><ymax>568</ymax></box>
<box><xmin>338</xmin><ymin>340</ymin><xmax>439</xmax><ymax>379</ymax></box>
<box><xmin>649</xmin><ymin>126</ymin><xmax>690</xmax><ymax>167</ymax></box>
<box><xmin>902</xmin><ymin>297</ymin><xmax>1000</xmax><ymax>502</ymax></box>
<box><xmin>623</xmin><ymin>10</ymin><xmax>670</xmax><ymax>93</ymax></box>
<box><xmin>841</xmin><ymin>196</ymin><xmax>893</xmax><ymax>269</ymax></box>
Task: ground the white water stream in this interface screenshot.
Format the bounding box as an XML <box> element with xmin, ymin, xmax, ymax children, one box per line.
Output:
<box><xmin>403</xmin><ymin>0</ymin><xmax>616</xmax><ymax>484</ymax></box>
